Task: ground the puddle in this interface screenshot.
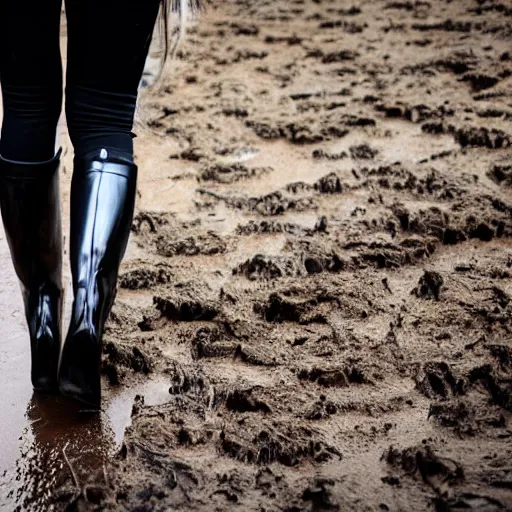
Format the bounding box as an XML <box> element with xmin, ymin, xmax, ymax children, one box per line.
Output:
<box><xmin>0</xmin><ymin>373</ymin><xmax>170</xmax><ymax>510</ymax></box>
<box><xmin>217</xmin><ymin>146</ymin><xmax>261</xmax><ymax>164</ymax></box>
<box><xmin>105</xmin><ymin>377</ymin><xmax>171</xmax><ymax>445</ymax></box>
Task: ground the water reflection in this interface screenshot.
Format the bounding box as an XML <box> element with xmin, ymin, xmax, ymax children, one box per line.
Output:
<box><xmin>0</xmin><ymin>376</ymin><xmax>171</xmax><ymax>509</ymax></box>
<box><xmin>5</xmin><ymin>394</ymin><xmax>114</xmax><ymax>510</ymax></box>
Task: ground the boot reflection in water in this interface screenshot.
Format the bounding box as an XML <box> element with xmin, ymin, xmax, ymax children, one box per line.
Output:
<box><xmin>16</xmin><ymin>394</ymin><xmax>114</xmax><ymax>508</ymax></box>
<box><xmin>0</xmin><ymin>0</ymin><xmax>199</xmax><ymax>408</ymax></box>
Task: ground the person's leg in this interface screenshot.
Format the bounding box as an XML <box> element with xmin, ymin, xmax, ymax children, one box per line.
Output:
<box><xmin>0</xmin><ymin>0</ymin><xmax>64</xmax><ymax>392</ymax></box>
<box><xmin>59</xmin><ymin>0</ymin><xmax>160</xmax><ymax>408</ymax></box>
<box><xmin>0</xmin><ymin>0</ymin><xmax>63</xmax><ymax>161</ymax></box>
<box><xmin>65</xmin><ymin>0</ymin><xmax>161</xmax><ymax>161</ymax></box>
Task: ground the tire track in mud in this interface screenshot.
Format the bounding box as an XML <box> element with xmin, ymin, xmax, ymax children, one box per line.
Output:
<box><xmin>31</xmin><ymin>0</ymin><xmax>512</xmax><ymax>510</ymax></box>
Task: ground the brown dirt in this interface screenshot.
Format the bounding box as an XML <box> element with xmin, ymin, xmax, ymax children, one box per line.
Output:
<box><xmin>8</xmin><ymin>0</ymin><xmax>512</xmax><ymax>510</ymax></box>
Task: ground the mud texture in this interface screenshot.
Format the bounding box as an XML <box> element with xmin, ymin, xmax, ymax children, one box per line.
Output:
<box><xmin>45</xmin><ymin>0</ymin><xmax>512</xmax><ymax>510</ymax></box>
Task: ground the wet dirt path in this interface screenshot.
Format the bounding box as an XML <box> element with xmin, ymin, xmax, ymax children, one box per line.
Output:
<box><xmin>1</xmin><ymin>0</ymin><xmax>512</xmax><ymax>510</ymax></box>
<box><xmin>0</xmin><ymin>227</ymin><xmax>34</xmax><ymax>474</ymax></box>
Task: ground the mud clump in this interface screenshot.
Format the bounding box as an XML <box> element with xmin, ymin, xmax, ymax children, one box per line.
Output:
<box><xmin>301</xmin><ymin>479</ymin><xmax>340</xmax><ymax>511</ymax></box>
<box><xmin>312</xmin><ymin>149</ymin><xmax>348</xmax><ymax>160</ymax></box>
<box><xmin>102</xmin><ymin>340</ymin><xmax>155</xmax><ymax>384</ymax></box>
<box><xmin>427</xmin><ymin>401</ymin><xmax>505</xmax><ymax>435</ymax></box>
<box><xmin>198</xmin><ymin>189</ymin><xmax>316</xmax><ymax>216</ymax></box>
<box><xmin>411</xmin><ymin>19</ymin><xmax>474</xmax><ymax>32</ymax></box>
<box><xmin>321</xmin><ymin>50</ymin><xmax>359</xmax><ymax>63</ymax></box>
<box><xmin>245</xmin><ymin>118</ymin><xmax>349</xmax><ymax>144</ymax></box>
<box><xmin>119</xmin><ymin>265</ymin><xmax>173</xmax><ymax>290</ymax></box>
<box><xmin>219</xmin><ymin>423</ymin><xmax>342</xmax><ymax>466</ymax></box>
<box><xmin>460</xmin><ymin>73</ymin><xmax>500</xmax><ymax>92</ymax></box>
<box><xmin>192</xmin><ymin>325</ymin><xmax>240</xmax><ymax>360</ymax></box>
<box><xmin>230</xmin><ymin>22</ymin><xmax>259</xmax><ymax>36</ymax></box>
<box><xmin>258</xmin><ymin>292</ymin><xmax>332</xmax><ymax>324</ymax></box>
<box><xmin>314</xmin><ymin>172</ymin><xmax>343</xmax><ymax>194</ymax></box>
<box><xmin>235</xmin><ymin>219</ymin><xmax>323</xmax><ymax>236</ymax></box>
<box><xmin>350</xmin><ymin>144</ymin><xmax>379</xmax><ymax>159</ymax></box>
<box><xmin>153</xmin><ymin>295</ymin><xmax>219</xmax><ymax>321</ymax></box>
<box><xmin>422</xmin><ymin>122</ymin><xmax>511</xmax><ymax>149</ymax></box>
<box><xmin>261</xmin><ymin>293</ymin><xmax>311</xmax><ymax>323</ymax></box>
<box><xmin>200</xmin><ymin>163</ymin><xmax>271</xmax><ymax>183</ymax></box>
<box><xmin>304</xmin><ymin>397</ymin><xmax>338</xmax><ymax>420</ymax></box>
<box><xmin>383</xmin><ymin>444</ymin><xmax>465</xmax><ymax>487</ymax></box>
<box><xmin>298</xmin><ymin>365</ymin><xmax>372</xmax><ymax>388</ymax></box>
<box><xmin>454</xmin><ymin>126</ymin><xmax>510</xmax><ymax>149</ymax></box>
<box><xmin>416</xmin><ymin>362</ymin><xmax>461</xmax><ymax>399</ymax></box>
<box><xmin>487</xmin><ymin>163</ymin><xmax>512</xmax><ymax>187</ymax></box>
<box><xmin>412</xmin><ymin>270</ymin><xmax>444</xmax><ymax>300</ymax></box>
<box><xmin>131</xmin><ymin>211</ymin><xmax>171</xmax><ymax>235</ymax></box>
<box><xmin>234</xmin><ymin>254</ymin><xmax>301</xmax><ymax>280</ymax></box>
<box><xmin>157</xmin><ymin>232</ymin><xmax>227</xmax><ymax>257</ymax></box>
<box><xmin>468</xmin><ymin>365</ymin><xmax>512</xmax><ymax>412</ymax></box>
<box><xmin>225</xmin><ymin>388</ymin><xmax>271</xmax><ymax>413</ymax></box>
<box><xmin>304</xmin><ymin>253</ymin><xmax>345</xmax><ymax>274</ymax></box>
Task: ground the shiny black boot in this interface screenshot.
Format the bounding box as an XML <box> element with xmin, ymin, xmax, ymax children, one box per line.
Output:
<box><xmin>58</xmin><ymin>150</ymin><xmax>137</xmax><ymax>408</ymax></box>
<box><xmin>0</xmin><ymin>151</ymin><xmax>63</xmax><ymax>393</ymax></box>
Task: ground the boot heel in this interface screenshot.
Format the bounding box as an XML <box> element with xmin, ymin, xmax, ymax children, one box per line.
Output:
<box><xmin>31</xmin><ymin>283</ymin><xmax>62</xmax><ymax>393</ymax></box>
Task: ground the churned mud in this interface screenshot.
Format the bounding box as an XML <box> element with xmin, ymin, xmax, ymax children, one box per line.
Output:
<box><xmin>1</xmin><ymin>0</ymin><xmax>512</xmax><ymax>510</ymax></box>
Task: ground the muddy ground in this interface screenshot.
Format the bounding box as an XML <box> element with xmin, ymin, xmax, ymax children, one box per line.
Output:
<box><xmin>4</xmin><ymin>0</ymin><xmax>512</xmax><ymax>510</ymax></box>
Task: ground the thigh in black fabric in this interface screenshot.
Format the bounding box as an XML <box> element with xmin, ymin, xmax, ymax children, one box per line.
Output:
<box><xmin>65</xmin><ymin>0</ymin><xmax>161</xmax><ymax>93</ymax></box>
<box><xmin>64</xmin><ymin>0</ymin><xmax>160</xmax><ymax>158</ymax></box>
<box><xmin>0</xmin><ymin>0</ymin><xmax>63</xmax><ymax>161</ymax></box>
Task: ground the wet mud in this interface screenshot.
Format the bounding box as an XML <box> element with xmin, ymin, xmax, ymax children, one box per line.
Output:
<box><xmin>1</xmin><ymin>0</ymin><xmax>512</xmax><ymax>510</ymax></box>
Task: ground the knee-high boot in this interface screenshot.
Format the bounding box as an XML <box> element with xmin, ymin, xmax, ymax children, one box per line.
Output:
<box><xmin>58</xmin><ymin>149</ymin><xmax>137</xmax><ymax>408</ymax></box>
<box><xmin>0</xmin><ymin>150</ymin><xmax>63</xmax><ymax>393</ymax></box>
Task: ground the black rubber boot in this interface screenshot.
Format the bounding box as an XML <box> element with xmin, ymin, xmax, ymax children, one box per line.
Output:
<box><xmin>0</xmin><ymin>150</ymin><xmax>63</xmax><ymax>393</ymax></box>
<box><xmin>58</xmin><ymin>149</ymin><xmax>137</xmax><ymax>409</ymax></box>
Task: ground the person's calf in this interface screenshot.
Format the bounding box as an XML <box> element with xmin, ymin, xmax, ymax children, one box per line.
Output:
<box><xmin>65</xmin><ymin>84</ymin><xmax>136</xmax><ymax>161</ymax></box>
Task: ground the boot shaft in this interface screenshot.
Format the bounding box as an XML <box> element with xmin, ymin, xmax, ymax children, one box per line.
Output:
<box><xmin>70</xmin><ymin>153</ymin><xmax>138</xmax><ymax>297</ymax></box>
<box><xmin>0</xmin><ymin>151</ymin><xmax>63</xmax><ymax>393</ymax></box>
<box><xmin>0</xmin><ymin>150</ymin><xmax>62</xmax><ymax>292</ymax></box>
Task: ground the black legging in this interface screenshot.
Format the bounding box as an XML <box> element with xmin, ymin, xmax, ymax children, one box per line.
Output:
<box><xmin>0</xmin><ymin>0</ymin><xmax>161</xmax><ymax>163</ymax></box>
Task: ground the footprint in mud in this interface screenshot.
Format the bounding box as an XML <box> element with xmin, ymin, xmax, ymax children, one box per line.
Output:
<box><xmin>219</xmin><ymin>422</ymin><xmax>342</xmax><ymax>466</ymax></box>
<box><xmin>416</xmin><ymin>361</ymin><xmax>463</xmax><ymax>399</ymax></box>
<box><xmin>383</xmin><ymin>443</ymin><xmax>465</xmax><ymax>490</ymax></box>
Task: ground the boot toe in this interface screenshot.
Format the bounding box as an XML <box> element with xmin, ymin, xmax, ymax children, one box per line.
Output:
<box><xmin>32</xmin><ymin>375</ymin><xmax>59</xmax><ymax>394</ymax></box>
<box><xmin>59</xmin><ymin>376</ymin><xmax>101</xmax><ymax>409</ymax></box>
